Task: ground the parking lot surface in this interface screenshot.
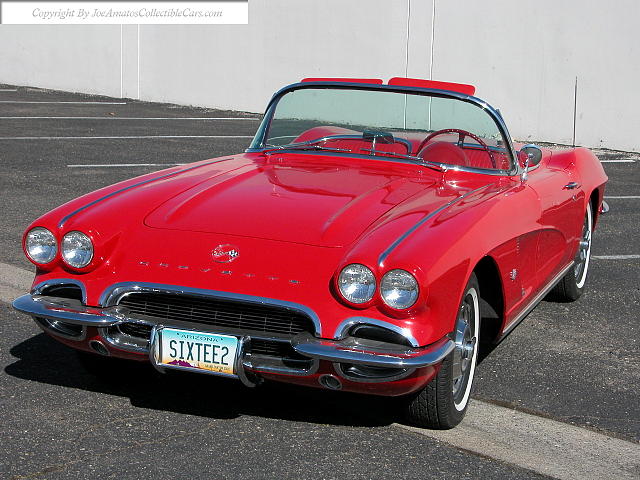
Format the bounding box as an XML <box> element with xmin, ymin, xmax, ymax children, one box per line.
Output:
<box><xmin>1</xmin><ymin>85</ymin><xmax>638</xmax><ymax>479</ymax></box>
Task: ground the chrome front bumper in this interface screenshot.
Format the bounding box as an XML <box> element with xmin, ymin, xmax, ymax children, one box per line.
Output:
<box><xmin>291</xmin><ymin>333</ymin><xmax>454</xmax><ymax>369</ymax></box>
<box><xmin>13</xmin><ymin>294</ymin><xmax>126</xmax><ymax>326</ymax></box>
<box><xmin>13</xmin><ymin>293</ymin><xmax>453</xmax><ymax>377</ymax></box>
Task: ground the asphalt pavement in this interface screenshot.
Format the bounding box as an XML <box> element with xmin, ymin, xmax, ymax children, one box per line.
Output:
<box><xmin>1</xmin><ymin>84</ymin><xmax>638</xmax><ymax>479</ymax></box>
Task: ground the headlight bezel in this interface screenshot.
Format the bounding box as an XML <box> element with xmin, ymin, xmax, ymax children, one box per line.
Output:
<box><xmin>337</xmin><ymin>263</ymin><xmax>377</xmax><ymax>305</ymax></box>
<box><xmin>380</xmin><ymin>269</ymin><xmax>420</xmax><ymax>310</ymax></box>
<box><xmin>61</xmin><ymin>230</ymin><xmax>94</xmax><ymax>269</ymax></box>
<box><xmin>25</xmin><ymin>227</ymin><xmax>58</xmax><ymax>265</ymax></box>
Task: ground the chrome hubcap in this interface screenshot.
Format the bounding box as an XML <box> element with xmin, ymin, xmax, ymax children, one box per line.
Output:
<box><xmin>452</xmin><ymin>295</ymin><xmax>477</xmax><ymax>402</ymax></box>
<box><xmin>574</xmin><ymin>210</ymin><xmax>592</xmax><ymax>282</ymax></box>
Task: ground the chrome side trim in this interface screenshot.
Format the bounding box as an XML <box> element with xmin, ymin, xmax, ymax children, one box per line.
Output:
<box><xmin>378</xmin><ymin>185</ymin><xmax>490</xmax><ymax>266</ymax></box>
<box><xmin>32</xmin><ymin>278</ymin><xmax>87</xmax><ymax>304</ymax></box>
<box><xmin>334</xmin><ymin>317</ymin><xmax>420</xmax><ymax>348</ymax></box>
<box><xmin>58</xmin><ymin>158</ymin><xmax>232</xmax><ymax>229</ymax></box>
<box><xmin>99</xmin><ymin>281</ymin><xmax>321</xmax><ymax>335</ymax></box>
<box><xmin>292</xmin><ymin>334</ymin><xmax>454</xmax><ymax>368</ymax></box>
<box><xmin>501</xmin><ymin>261</ymin><xmax>575</xmax><ymax>336</ymax></box>
<box><xmin>12</xmin><ymin>294</ymin><xmax>126</xmax><ymax>326</ymax></box>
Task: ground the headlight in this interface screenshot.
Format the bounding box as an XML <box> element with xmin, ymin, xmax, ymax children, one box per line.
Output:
<box><xmin>380</xmin><ymin>269</ymin><xmax>419</xmax><ymax>309</ymax></box>
<box><xmin>25</xmin><ymin>227</ymin><xmax>57</xmax><ymax>264</ymax></box>
<box><xmin>61</xmin><ymin>231</ymin><xmax>93</xmax><ymax>268</ymax></box>
<box><xmin>338</xmin><ymin>264</ymin><xmax>376</xmax><ymax>304</ymax></box>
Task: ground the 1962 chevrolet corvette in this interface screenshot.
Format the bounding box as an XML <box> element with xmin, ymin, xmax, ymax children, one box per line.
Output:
<box><xmin>13</xmin><ymin>78</ymin><xmax>608</xmax><ymax>428</ymax></box>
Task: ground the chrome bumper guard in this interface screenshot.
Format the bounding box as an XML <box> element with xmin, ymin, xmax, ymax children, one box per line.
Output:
<box><xmin>13</xmin><ymin>294</ymin><xmax>127</xmax><ymax>326</ymax></box>
<box><xmin>291</xmin><ymin>333</ymin><xmax>454</xmax><ymax>369</ymax></box>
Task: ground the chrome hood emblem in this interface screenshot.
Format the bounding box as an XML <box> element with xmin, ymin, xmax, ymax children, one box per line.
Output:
<box><xmin>212</xmin><ymin>244</ymin><xmax>240</xmax><ymax>263</ymax></box>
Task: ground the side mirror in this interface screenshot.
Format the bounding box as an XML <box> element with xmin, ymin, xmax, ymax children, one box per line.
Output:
<box><xmin>518</xmin><ymin>144</ymin><xmax>543</xmax><ymax>168</ymax></box>
<box><xmin>518</xmin><ymin>144</ymin><xmax>542</xmax><ymax>182</ymax></box>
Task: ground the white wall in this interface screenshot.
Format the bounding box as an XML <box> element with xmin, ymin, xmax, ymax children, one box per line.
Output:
<box><xmin>1</xmin><ymin>0</ymin><xmax>638</xmax><ymax>151</ymax></box>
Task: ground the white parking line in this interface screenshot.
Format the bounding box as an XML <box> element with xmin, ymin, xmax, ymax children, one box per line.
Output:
<box><xmin>397</xmin><ymin>400</ymin><xmax>639</xmax><ymax>480</ymax></box>
<box><xmin>0</xmin><ymin>116</ymin><xmax>260</xmax><ymax>120</ymax></box>
<box><xmin>0</xmin><ymin>135</ymin><xmax>254</xmax><ymax>140</ymax></box>
<box><xmin>604</xmin><ymin>195</ymin><xmax>640</xmax><ymax>199</ymax></box>
<box><xmin>67</xmin><ymin>163</ymin><xmax>186</xmax><ymax>168</ymax></box>
<box><xmin>592</xmin><ymin>255</ymin><xmax>640</xmax><ymax>260</ymax></box>
<box><xmin>0</xmin><ymin>262</ymin><xmax>33</xmax><ymax>304</ymax></box>
<box><xmin>0</xmin><ymin>100</ymin><xmax>127</xmax><ymax>104</ymax></box>
<box><xmin>0</xmin><ymin>89</ymin><xmax>18</xmax><ymax>92</ymax></box>
<box><xmin>600</xmin><ymin>159</ymin><xmax>635</xmax><ymax>163</ymax></box>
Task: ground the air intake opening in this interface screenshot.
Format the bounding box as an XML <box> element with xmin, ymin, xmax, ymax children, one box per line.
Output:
<box><xmin>36</xmin><ymin>283</ymin><xmax>86</xmax><ymax>338</ymax></box>
<box><xmin>349</xmin><ymin>324</ymin><xmax>414</xmax><ymax>347</ymax></box>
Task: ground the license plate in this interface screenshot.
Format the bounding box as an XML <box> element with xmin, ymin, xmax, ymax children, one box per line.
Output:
<box><xmin>156</xmin><ymin>327</ymin><xmax>239</xmax><ymax>376</ymax></box>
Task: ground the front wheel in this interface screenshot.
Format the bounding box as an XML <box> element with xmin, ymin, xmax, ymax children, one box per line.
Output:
<box><xmin>403</xmin><ymin>274</ymin><xmax>480</xmax><ymax>429</ymax></box>
<box><xmin>549</xmin><ymin>201</ymin><xmax>593</xmax><ymax>302</ymax></box>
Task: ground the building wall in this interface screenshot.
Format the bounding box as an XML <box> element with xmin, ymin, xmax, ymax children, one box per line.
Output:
<box><xmin>1</xmin><ymin>0</ymin><xmax>638</xmax><ymax>151</ymax></box>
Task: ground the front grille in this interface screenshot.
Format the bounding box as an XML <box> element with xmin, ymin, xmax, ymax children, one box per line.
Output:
<box><xmin>119</xmin><ymin>322</ymin><xmax>152</xmax><ymax>338</ymax></box>
<box><xmin>117</xmin><ymin>292</ymin><xmax>315</xmax><ymax>336</ymax></box>
<box><xmin>250</xmin><ymin>339</ymin><xmax>309</xmax><ymax>360</ymax></box>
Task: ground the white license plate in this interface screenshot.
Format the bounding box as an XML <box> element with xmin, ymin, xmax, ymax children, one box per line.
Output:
<box><xmin>156</xmin><ymin>327</ymin><xmax>239</xmax><ymax>376</ymax></box>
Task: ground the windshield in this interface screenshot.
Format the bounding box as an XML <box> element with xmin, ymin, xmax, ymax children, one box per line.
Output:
<box><xmin>251</xmin><ymin>86</ymin><xmax>514</xmax><ymax>173</ymax></box>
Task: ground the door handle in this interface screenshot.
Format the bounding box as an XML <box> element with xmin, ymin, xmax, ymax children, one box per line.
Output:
<box><xmin>564</xmin><ymin>182</ymin><xmax>581</xmax><ymax>190</ymax></box>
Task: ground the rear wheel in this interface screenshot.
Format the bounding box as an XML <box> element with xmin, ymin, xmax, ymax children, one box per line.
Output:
<box><xmin>549</xmin><ymin>202</ymin><xmax>593</xmax><ymax>302</ymax></box>
<box><xmin>404</xmin><ymin>274</ymin><xmax>480</xmax><ymax>429</ymax></box>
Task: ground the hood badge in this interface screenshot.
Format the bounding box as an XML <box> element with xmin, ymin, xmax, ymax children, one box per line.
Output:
<box><xmin>212</xmin><ymin>244</ymin><xmax>240</xmax><ymax>263</ymax></box>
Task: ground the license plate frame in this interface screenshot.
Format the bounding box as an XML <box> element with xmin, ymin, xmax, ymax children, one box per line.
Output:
<box><xmin>150</xmin><ymin>326</ymin><xmax>240</xmax><ymax>378</ymax></box>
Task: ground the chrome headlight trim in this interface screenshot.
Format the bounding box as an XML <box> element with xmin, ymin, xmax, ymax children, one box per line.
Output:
<box><xmin>338</xmin><ymin>264</ymin><xmax>376</xmax><ymax>304</ymax></box>
<box><xmin>61</xmin><ymin>231</ymin><xmax>94</xmax><ymax>268</ymax></box>
<box><xmin>25</xmin><ymin>227</ymin><xmax>57</xmax><ymax>264</ymax></box>
<box><xmin>380</xmin><ymin>269</ymin><xmax>419</xmax><ymax>309</ymax></box>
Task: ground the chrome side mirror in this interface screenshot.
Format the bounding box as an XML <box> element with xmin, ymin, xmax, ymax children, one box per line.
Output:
<box><xmin>519</xmin><ymin>144</ymin><xmax>542</xmax><ymax>182</ymax></box>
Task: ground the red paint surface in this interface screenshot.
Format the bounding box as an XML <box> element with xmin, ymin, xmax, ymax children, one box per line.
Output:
<box><xmin>388</xmin><ymin>77</ymin><xmax>476</xmax><ymax>95</ymax></box>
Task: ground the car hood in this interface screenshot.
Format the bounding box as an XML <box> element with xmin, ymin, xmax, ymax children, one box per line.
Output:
<box><xmin>143</xmin><ymin>155</ymin><xmax>444</xmax><ymax>247</ymax></box>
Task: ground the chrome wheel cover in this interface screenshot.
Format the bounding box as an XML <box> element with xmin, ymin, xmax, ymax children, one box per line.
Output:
<box><xmin>452</xmin><ymin>287</ymin><xmax>479</xmax><ymax>411</ymax></box>
<box><xmin>574</xmin><ymin>206</ymin><xmax>593</xmax><ymax>289</ymax></box>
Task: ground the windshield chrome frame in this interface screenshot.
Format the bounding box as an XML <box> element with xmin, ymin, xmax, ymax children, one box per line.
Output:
<box><xmin>246</xmin><ymin>81</ymin><xmax>520</xmax><ymax>177</ymax></box>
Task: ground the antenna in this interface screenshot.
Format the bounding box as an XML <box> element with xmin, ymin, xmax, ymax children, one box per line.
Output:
<box><xmin>572</xmin><ymin>76</ymin><xmax>578</xmax><ymax>147</ymax></box>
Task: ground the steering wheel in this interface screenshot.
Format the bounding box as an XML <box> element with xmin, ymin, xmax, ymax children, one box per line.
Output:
<box><xmin>417</xmin><ymin>128</ymin><xmax>496</xmax><ymax>168</ymax></box>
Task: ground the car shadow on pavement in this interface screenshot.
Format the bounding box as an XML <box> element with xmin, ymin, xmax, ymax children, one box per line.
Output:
<box><xmin>5</xmin><ymin>333</ymin><xmax>400</xmax><ymax>428</ymax></box>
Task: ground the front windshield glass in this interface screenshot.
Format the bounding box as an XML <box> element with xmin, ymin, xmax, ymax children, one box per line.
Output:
<box><xmin>252</xmin><ymin>87</ymin><xmax>513</xmax><ymax>172</ymax></box>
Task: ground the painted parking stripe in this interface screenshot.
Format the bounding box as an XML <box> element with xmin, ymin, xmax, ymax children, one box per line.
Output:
<box><xmin>604</xmin><ymin>195</ymin><xmax>640</xmax><ymax>199</ymax></box>
<box><xmin>67</xmin><ymin>163</ymin><xmax>186</xmax><ymax>168</ymax></box>
<box><xmin>0</xmin><ymin>89</ymin><xmax>18</xmax><ymax>92</ymax></box>
<box><xmin>0</xmin><ymin>262</ymin><xmax>33</xmax><ymax>304</ymax></box>
<box><xmin>396</xmin><ymin>400</ymin><xmax>639</xmax><ymax>480</ymax></box>
<box><xmin>0</xmin><ymin>116</ymin><xmax>260</xmax><ymax>120</ymax></box>
<box><xmin>0</xmin><ymin>135</ymin><xmax>254</xmax><ymax>140</ymax></box>
<box><xmin>592</xmin><ymin>255</ymin><xmax>640</xmax><ymax>260</ymax></box>
<box><xmin>0</xmin><ymin>100</ymin><xmax>127</xmax><ymax>104</ymax></box>
<box><xmin>600</xmin><ymin>159</ymin><xmax>635</xmax><ymax>163</ymax></box>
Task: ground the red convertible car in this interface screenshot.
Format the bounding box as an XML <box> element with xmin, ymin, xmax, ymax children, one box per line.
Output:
<box><xmin>14</xmin><ymin>78</ymin><xmax>607</xmax><ymax>428</ymax></box>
